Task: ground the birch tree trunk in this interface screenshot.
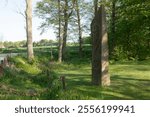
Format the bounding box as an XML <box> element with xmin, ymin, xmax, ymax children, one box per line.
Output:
<box><xmin>26</xmin><ymin>0</ymin><xmax>34</xmax><ymax>61</ymax></box>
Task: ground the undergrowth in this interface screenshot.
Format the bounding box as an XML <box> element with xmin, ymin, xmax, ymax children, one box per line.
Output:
<box><xmin>0</xmin><ymin>55</ymin><xmax>62</xmax><ymax>100</ymax></box>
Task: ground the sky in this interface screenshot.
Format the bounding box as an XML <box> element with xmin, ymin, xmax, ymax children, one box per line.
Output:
<box><xmin>0</xmin><ymin>0</ymin><xmax>56</xmax><ymax>42</ymax></box>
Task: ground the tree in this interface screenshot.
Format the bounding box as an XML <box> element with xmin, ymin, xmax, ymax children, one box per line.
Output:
<box><xmin>109</xmin><ymin>0</ymin><xmax>150</xmax><ymax>60</ymax></box>
<box><xmin>25</xmin><ymin>0</ymin><xmax>34</xmax><ymax>61</ymax></box>
<box><xmin>35</xmin><ymin>0</ymin><xmax>75</xmax><ymax>62</ymax></box>
<box><xmin>62</xmin><ymin>0</ymin><xmax>69</xmax><ymax>61</ymax></box>
<box><xmin>91</xmin><ymin>2</ymin><xmax>110</xmax><ymax>86</ymax></box>
<box><xmin>75</xmin><ymin>0</ymin><xmax>83</xmax><ymax>57</ymax></box>
<box><xmin>62</xmin><ymin>0</ymin><xmax>75</xmax><ymax>60</ymax></box>
<box><xmin>94</xmin><ymin>0</ymin><xmax>98</xmax><ymax>15</ymax></box>
<box><xmin>109</xmin><ymin>0</ymin><xmax>116</xmax><ymax>56</ymax></box>
<box><xmin>58</xmin><ymin>0</ymin><xmax>63</xmax><ymax>62</ymax></box>
<box><xmin>67</xmin><ymin>0</ymin><xmax>93</xmax><ymax>56</ymax></box>
<box><xmin>58</xmin><ymin>0</ymin><xmax>74</xmax><ymax>62</ymax></box>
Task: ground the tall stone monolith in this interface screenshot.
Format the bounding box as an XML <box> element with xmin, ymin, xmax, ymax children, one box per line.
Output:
<box><xmin>91</xmin><ymin>5</ymin><xmax>110</xmax><ymax>86</ymax></box>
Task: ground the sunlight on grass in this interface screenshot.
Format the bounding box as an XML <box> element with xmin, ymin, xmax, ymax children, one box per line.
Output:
<box><xmin>101</xmin><ymin>91</ymin><xmax>133</xmax><ymax>99</ymax></box>
<box><xmin>13</xmin><ymin>56</ymin><xmax>42</xmax><ymax>75</ymax></box>
<box><xmin>110</xmin><ymin>64</ymin><xmax>150</xmax><ymax>80</ymax></box>
<box><xmin>0</xmin><ymin>52</ymin><xmax>150</xmax><ymax>99</ymax></box>
<box><xmin>55</xmin><ymin>60</ymin><xmax>150</xmax><ymax>99</ymax></box>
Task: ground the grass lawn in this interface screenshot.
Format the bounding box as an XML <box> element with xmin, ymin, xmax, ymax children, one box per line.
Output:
<box><xmin>55</xmin><ymin>60</ymin><xmax>150</xmax><ymax>100</ymax></box>
<box><xmin>0</xmin><ymin>47</ymin><xmax>150</xmax><ymax>100</ymax></box>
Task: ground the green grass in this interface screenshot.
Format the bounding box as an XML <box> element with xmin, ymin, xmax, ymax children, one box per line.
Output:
<box><xmin>54</xmin><ymin>60</ymin><xmax>150</xmax><ymax>100</ymax></box>
<box><xmin>0</xmin><ymin>55</ymin><xmax>61</xmax><ymax>100</ymax></box>
<box><xmin>0</xmin><ymin>46</ymin><xmax>150</xmax><ymax>100</ymax></box>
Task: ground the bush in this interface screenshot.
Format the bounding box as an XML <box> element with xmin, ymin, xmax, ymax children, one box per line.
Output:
<box><xmin>110</xmin><ymin>46</ymin><xmax>128</xmax><ymax>61</ymax></box>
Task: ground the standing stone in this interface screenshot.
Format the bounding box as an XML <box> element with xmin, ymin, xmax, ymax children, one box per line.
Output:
<box><xmin>91</xmin><ymin>5</ymin><xmax>110</xmax><ymax>86</ymax></box>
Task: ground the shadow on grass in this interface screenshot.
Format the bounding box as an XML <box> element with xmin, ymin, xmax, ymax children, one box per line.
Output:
<box><xmin>135</xmin><ymin>67</ymin><xmax>150</xmax><ymax>71</ymax></box>
<box><xmin>59</xmin><ymin>72</ymin><xmax>150</xmax><ymax>100</ymax></box>
<box><xmin>112</xmin><ymin>75</ymin><xmax>150</xmax><ymax>82</ymax></box>
<box><xmin>103</xmin><ymin>75</ymin><xmax>150</xmax><ymax>100</ymax></box>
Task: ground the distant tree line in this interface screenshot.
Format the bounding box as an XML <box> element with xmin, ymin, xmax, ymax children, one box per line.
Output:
<box><xmin>1</xmin><ymin>39</ymin><xmax>57</xmax><ymax>48</ymax></box>
<box><xmin>2</xmin><ymin>40</ymin><xmax>26</xmax><ymax>48</ymax></box>
<box><xmin>33</xmin><ymin>39</ymin><xmax>57</xmax><ymax>47</ymax></box>
<box><xmin>1</xmin><ymin>36</ymin><xmax>91</xmax><ymax>49</ymax></box>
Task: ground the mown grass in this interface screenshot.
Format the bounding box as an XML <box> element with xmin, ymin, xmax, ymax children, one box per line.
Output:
<box><xmin>0</xmin><ymin>46</ymin><xmax>150</xmax><ymax>100</ymax></box>
<box><xmin>54</xmin><ymin>59</ymin><xmax>150</xmax><ymax>100</ymax></box>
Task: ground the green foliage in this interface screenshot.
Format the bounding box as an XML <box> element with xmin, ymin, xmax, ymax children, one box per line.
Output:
<box><xmin>0</xmin><ymin>53</ymin><xmax>62</xmax><ymax>99</ymax></box>
<box><xmin>3</xmin><ymin>40</ymin><xmax>27</xmax><ymax>48</ymax></box>
<box><xmin>11</xmin><ymin>56</ymin><xmax>41</xmax><ymax>75</ymax></box>
<box><xmin>33</xmin><ymin>39</ymin><xmax>57</xmax><ymax>47</ymax></box>
<box><xmin>108</xmin><ymin>0</ymin><xmax>150</xmax><ymax>61</ymax></box>
<box><xmin>35</xmin><ymin>0</ymin><xmax>93</xmax><ymax>42</ymax></box>
<box><xmin>111</xmin><ymin>46</ymin><xmax>128</xmax><ymax>61</ymax></box>
<box><xmin>83</xmin><ymin>36</ymin><xmax>92</xmax><ymax>44</ymax></box>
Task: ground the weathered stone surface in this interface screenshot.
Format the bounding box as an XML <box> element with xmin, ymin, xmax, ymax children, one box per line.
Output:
<box><xmin>91</xmin><ymin>5</ymin><xmax>110</xmax><ymax>86</ymax></box>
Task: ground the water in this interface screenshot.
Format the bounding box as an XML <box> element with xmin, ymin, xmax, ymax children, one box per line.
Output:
<box><xmin>0</xmin><ymin>53</ymin><xmax>19</xmax><ymax>63</ymax></box>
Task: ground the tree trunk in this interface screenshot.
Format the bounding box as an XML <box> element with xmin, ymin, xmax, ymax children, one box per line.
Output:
<box><xmin>62</xmin><ymin>22</ymin><xmax>68</xmax><ymax>61</ymax></box>
<box><xmin>110</xmin><ymin>0</ymin><xmax>116</xmax><ymax>55</ymax></box>
<box><xmin>58</xmin><ymin>0</ymin><xmax>75</xmax><ymax>62</ymax></box>
<box><xmin>75</xmin><ymin>0</ymin><xmax>83</xmax><ymax>57</ymax></box>
<box><xmin>94</xmin><ymin>0</ymin><xmax>98</xmax><ymax>15</ymax></box>
<box><xmin>58</xmin><ymin>0</ymin><xmax>63</xmax><ymax>63</ymax></box>
<box><xmin>62</xmin><ymin>0</ymin><xmax>69</xmax><ymax>61</ymax></box>
<box><xmin>62</xmin><ymin>21</ymin><xmax>68</xmax><ymax>61</ymax></box>
<box><xmin>25</xmin><ymin>0</ymin><xmax>34</xmax><ymax>61</ymax></box>
<box><xmin>91</xmin><ymin>5</ymin><xmax>110</xmax><ymax>86</ymax></box>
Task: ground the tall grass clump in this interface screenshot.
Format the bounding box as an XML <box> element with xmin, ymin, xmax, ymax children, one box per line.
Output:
<box><xmin>0</xmin><ymin>55</ymin><xmax>63</xmax><ymax>99</ymax></box>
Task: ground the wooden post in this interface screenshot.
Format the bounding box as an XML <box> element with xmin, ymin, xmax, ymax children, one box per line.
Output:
<box><xmin>60</xmin><ymin>76</ymin><xmax>66</xmax><ymax>90</ymax></box>
<box><xmin>0</xmin><ymin>60</ymin><xmax>4</xmax><ymax>77</ymax></box>
<box><xmin>3</xmin><ymin>58</ymin><xmax>9</xmax><ymax>67</ymax></box>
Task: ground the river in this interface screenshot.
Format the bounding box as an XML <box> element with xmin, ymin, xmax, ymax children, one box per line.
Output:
<box><xmin>0</xmin><ymin>53</ymin><xmax>19</xmax><ymax>62</ymax></box>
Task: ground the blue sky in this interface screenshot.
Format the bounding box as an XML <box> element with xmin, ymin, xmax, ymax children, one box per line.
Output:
<box><xmin>0</xmin><ymin>0</ymin><xmax>55</xmax><ymax>42</ymax></box>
